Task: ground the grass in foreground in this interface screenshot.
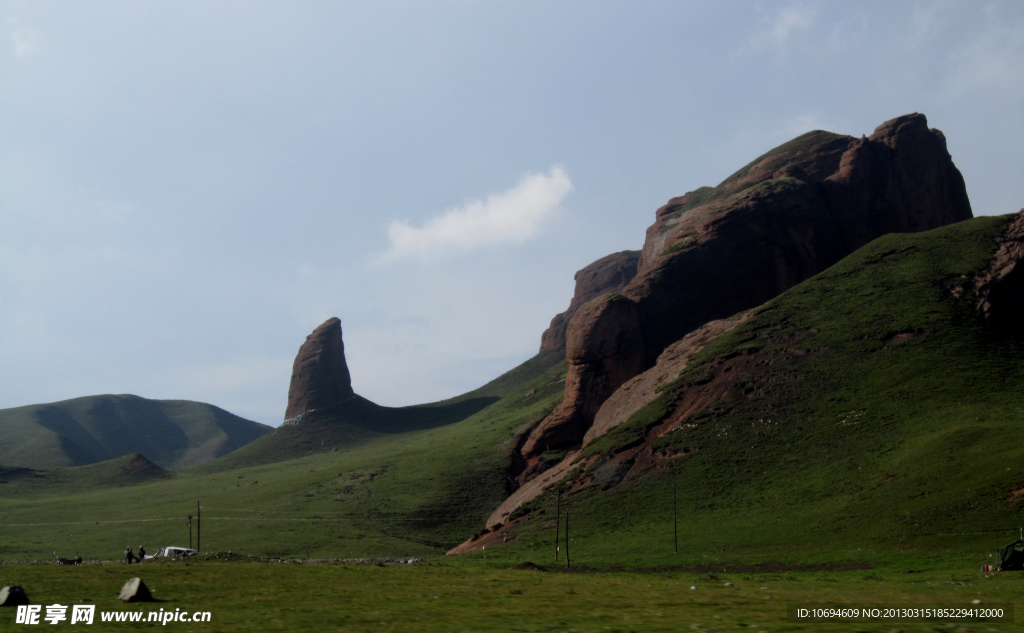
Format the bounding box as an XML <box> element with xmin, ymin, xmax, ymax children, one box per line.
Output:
<box><xmin>0</xmin><ymin>559</ymin><xmax>1021</xmax><ymax>632</ymax></box>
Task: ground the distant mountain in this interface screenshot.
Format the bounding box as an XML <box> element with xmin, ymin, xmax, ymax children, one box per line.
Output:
<box><xmin>0</xmin><ymin>394</ymin><xmax>271</xmax><ymax>470</ymax></box>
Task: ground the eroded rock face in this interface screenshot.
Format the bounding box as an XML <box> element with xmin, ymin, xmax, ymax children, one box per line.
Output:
<box><xmin>975</xmin><ymin>210</ymin><xmax>1024</xmax><ymax>332</ymax></box>
<box><xmin>523</xmin><ymin>113</ymin><xmax>972</xmax><ymax>458</ymax></box>
<box><xmin>284</xmin><ymin>317</ymin><xmax>354</xmax><ymax>422</ymax></box>
<box><xmin>523</xmin><ymin>294</ymin><xmax>643</xmax><ymax>457</ymax></box>
<box><xmin>539</xmin><ymin>251</ymin><xmax>641</xmax><ymax>352</ymax></box>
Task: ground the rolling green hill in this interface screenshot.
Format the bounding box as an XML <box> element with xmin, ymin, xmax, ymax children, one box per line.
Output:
<box><xmin>0</xmin><ymin>395</ymin><xmax>271</xmax><ymax>470</ymax></box>
<box><xmin>483</xmin><ymin>213</ymin><xmax>1024</xmax><ymax>567</ymax></box>
<box><xmin>2</xmin><ymin>215</ymin><xmax>1022</xmax><ymax>571</ymax></box>
<box><xmin>0</xmin><ymin>351</ymin><xmax>568</xmax><ymax>561</ymax></box>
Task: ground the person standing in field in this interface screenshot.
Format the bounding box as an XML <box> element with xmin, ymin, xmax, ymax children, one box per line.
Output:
<box><xmin>125</xmin><ymin>546</ymin><xmax>134</xmax><ymax>564</ymax></box>
<box><xmin>138</xmin><ymin>545</ymin><xmax>146</xmax><ymax>561</ymax></box>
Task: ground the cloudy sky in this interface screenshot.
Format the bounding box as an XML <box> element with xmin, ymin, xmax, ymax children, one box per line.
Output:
<box><xmin>2</xmin><ymin>1</ymin><xmax>1022</xmax><ymax>426</ymax></box>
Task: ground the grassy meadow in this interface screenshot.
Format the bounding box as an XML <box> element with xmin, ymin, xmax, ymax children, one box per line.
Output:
<box><xmin>0</xmin><ymin>558</ymin><xmax>1021</xmax><ymax>632</ymax></box>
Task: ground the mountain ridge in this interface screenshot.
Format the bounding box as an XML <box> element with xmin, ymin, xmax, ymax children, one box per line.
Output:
<box><xmin>0</xmin><ymin>394</ymin><xmax>270</xmax><ymax>470</ymax></box>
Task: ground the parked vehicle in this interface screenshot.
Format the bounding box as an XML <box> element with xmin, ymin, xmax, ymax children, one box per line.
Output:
<box><xmin>157</xmin><ymin>546</ymin><xmax>198</xmax><ymax>558</ymax></box>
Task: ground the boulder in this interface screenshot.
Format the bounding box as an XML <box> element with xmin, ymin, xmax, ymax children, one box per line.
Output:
<box><xmin>539</xmin><ymin>251</ymin><xmax>641</xmax><ymax>352</ymax></box>
<box><xmin>524</xmin><ymin>113</ymin><xmax>972</xmax><ymax>458</ymax></box>
<box><xmin>0</xmin><ymin>585</ymin><xmax>29</xmax><ymax>607</ymax></box>
<box><xmin>284</xmin><ymin>317</ymin><xmax>355</xmax><ymax>422</ymax></box>
<box><xmin>118</xmin><ymin>577</ymin><xmax>153</xmax><ymax>602</ymax></box>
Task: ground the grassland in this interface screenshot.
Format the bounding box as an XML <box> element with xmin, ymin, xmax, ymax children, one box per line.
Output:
<box><xmin>1</xmin><ymin>559</ymin><xmax>1021</xmax><ymax>632</ymax></box>
<box><xmin>0</xmin><ymin>353</ymin><xmax>568</xmax><ymax>562</ymax></box>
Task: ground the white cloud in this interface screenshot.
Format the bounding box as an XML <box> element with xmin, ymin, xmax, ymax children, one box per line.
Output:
<box><xmin>8</xmin><ymin>19</ymin><xmax>40</xmax><ymax>58</ymax></box>
<box><xmin>377</xmin><ymin>166</ymin><xmax>572</xmax><ymax>264</ymax></box>
<box><xmin>743</xmin><ymin>3</ymin><xmax>817</xmax><ymax>52</ymax></box>
<box><xmin>769</xmin><ymin>4</ymin><xmax>817</xmax><ymax>44</ymax></box>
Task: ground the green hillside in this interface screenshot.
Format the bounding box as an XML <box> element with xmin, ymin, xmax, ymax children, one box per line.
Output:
<box><xmin>0</xmin><ymin>351</ymin><xmax>567</xmax><ymax>561</ymax></box>
<box><xmin>3</xmin><ymin>216</ymin><xmax>1023</xmax><ymax>571</ymax></box>
<box><xmin>0</xmin><ymin>395</ymin><xmax>271</xmax><ymax>470</ymax></box>
<box><xmin>205</xmin><ymin>348</ymin><xmax>566</xmax><ymax>471</ymax></box>
<box><xmin>485</xmin><ymin>213</ymin><xmax>1024</xmax><ymax>568</ymax></box>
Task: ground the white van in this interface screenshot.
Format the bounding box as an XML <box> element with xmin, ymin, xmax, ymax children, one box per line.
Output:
<box><xmin>158</xmin><ymin>546</ymin><xmax>198</xmax><ymax>558</ymax></box>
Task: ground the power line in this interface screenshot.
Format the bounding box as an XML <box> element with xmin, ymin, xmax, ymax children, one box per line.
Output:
<box><xmin>0</xmin><ymin>517</ymin><xmax>188</xmax><ymax>527</ymax></box>
<box><xmin>0</xmin><ymin>514</ymin><xmax>487</xmax><ymax>527</ymax></box>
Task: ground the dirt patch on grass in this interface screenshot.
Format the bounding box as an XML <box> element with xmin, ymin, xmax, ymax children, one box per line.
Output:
<box><xmin>1005</xmin><ymin>485</ymin><xmax>1024</xmax><ymax>503</ymax></box>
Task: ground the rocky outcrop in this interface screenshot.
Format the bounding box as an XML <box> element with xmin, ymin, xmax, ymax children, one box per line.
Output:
<box><xmin>582</xmin><ymin>311</ymin><xmax>753</xmax><ymax>446</ymax></box>
<box><xmin>492</xmin><ymin>312</ymin><xmax>749</xmax><ymax>530</ymax></box>
<box><xmin>522</xmin><ymin>113</ymin><xmax>972</xmax><ymax>458</ymax></box>
<box><xmin>523</xmin><ymin>294</ymin><xmax>643</xmax><ymax>456</ymax></box>
<box><xmin>284</xmin><ymin>317</ymin><xmax>354</xmax><ymax>422</ymax></box>
<box><xmin>539</xmin><ymin>251</ymin><xmax>641</xmax><ymax>351</ymax></box>
<box><xmin>975</xmin><ymin>210</ymin><xmax>1024</xmax><ymax>332</ymax></box>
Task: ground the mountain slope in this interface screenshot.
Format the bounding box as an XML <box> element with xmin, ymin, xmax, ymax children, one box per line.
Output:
<box><xmin>461</xmin><ymin>212</ymin><xmax>1024</xmax><ymax>565</ymax></box>
<box><xmin>526</xmin><ymin>113</ymin><xmax>974</xmax><ymax>460</ymax></box>
<box><xmin>208</xmin><ymin>345</ymin><xmax>566</xmax><ymax>471</ymax></box>
<box><xmin>0</xmin><ymin>395</ymin><xmax>271</xmax><ymax>470</ymax></box>
<box><xmin>0</xmin><ymin>353</ymin><xmax>568</xmax><ymax>560</ymax></box>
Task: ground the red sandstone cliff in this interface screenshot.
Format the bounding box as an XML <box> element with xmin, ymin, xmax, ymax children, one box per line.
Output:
<box><xmin>522</xmin><ymin>113</ymin><xmax>972</xmax><ymax>459</ymax></box>
<box><xmin>539</xmin><ymin>250</ymin><xmax>641</xmax><ymax>352</ymax></box>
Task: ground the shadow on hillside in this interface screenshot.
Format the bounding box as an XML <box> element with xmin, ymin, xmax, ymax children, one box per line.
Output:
<box><xmin>325</xmin><ymin>395</ymin><xmax>501</xmax><ymax>434</ymax></box>
<box><xmin>200</xmin><ymin>394</ymin><xmax>501</xmax><ymax>469</ymax></box>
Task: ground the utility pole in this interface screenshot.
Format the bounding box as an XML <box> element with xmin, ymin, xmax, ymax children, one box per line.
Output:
<box><xmin>188</xmin><ymin>515</ymin><xmax>192</xmax><ymax>550</ymax></box>
<box><xmin>554</xmin><ymin>489</ymin><xmax>561</xmax><ymax>562</ymax></box>
<box><xmin>197</xmin><ymin>501</ymin><xmax>201</xmax><ymax>554</ymax></box>
<box><xmin>565</xmin><ymin>512</ymin><xmax>570</xmax><ymax>570</ymax></box>
<box><xmin>673</xmin><ymin>476</ymin><xmax>678</xmax><ymax>555</ymax></box>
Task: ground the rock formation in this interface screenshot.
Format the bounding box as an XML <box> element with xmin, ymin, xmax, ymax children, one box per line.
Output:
<box><xmin>284</xmin><ymin>317</ymin><xmax>354</xmax><ymax>422</ymax></box>
<box><xmin>522</xmin><ymin>113</ymin><xmax>972</xmax><ymax>458</ymax></box>
<box><xmin>975</xmin><ymin>210</ymin><xmax>1024</xmax><ymax>332</ymax></box>
<box><xmin>539</xmin><ymin>251</ymin><xmax>641</xmax><ymax>351</ymax></box>
<box><xmin>118</xmin><ymin>578</ymin><xmax>154</xmax><ymax>602</ymax></box>
<box><xmin>0</xmin><ymin>585</ymin><xmax>30</xmax><ymax>607</ymax></box>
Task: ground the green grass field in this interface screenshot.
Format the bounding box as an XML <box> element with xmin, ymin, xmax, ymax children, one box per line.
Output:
<box><xmin>1</xmin><ymin>558</ymin><xmax>1021</xmax><ymax>632</ymax></box>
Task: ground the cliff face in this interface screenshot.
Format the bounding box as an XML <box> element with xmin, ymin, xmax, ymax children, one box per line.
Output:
<box><xmin>522</xmin><ymin>113</ymin><xmax>973</xmax><ymax>458</ymax></box>
<box><xmin>975</xmin><ymin>210</ymin><xmax>1024</xmax><ymax>332</ymax></box>
<box><xmin>539</xmin><ymin>251</ymin><xmax>641</xmax><ymax>352</ymax></box>
<box><xmin>284</xmin><ymin>317</ymin><xmax>355</xmax><ymax>422</ymax></box>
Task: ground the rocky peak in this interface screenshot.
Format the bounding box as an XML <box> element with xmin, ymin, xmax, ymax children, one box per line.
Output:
<box><xmin>539</xmin><ymin>250</ymin><xmax>641</xmax><ymax>351</ymax></box>
<box><xmin>521</xmin><ymin>113</ymin><xmax>973</xmax><ymax>459</ymax></box>
<box><xmin>284</xmin><ymin>317</ymin><xmax>354</xmax><ymax>422</ymax></box>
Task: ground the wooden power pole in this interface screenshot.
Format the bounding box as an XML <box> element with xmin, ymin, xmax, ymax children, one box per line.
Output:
<box><xmin>565</xmin><ymin>512</ymin><xmax>570</xmax><ymax>570</ymax></box>
<box><xmin>554</xmin><ymin>490</ymin><xmax>561</xmax><ymax>562</ymax></box>
<box><xmin>197</xmin><ymin>501</ymin><xmax>201</xmax><ymax>554</ymax></box>
<box><xmin>673</xmin><ymin>476</ymin><xmax>678</xmax><ymax>555</ymax></box>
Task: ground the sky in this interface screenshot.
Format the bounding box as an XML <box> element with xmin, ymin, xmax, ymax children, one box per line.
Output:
<box><xmin>2</xmin><ymin>1</ymin><xmax>1022</xmax><ymax>427</ymax></box>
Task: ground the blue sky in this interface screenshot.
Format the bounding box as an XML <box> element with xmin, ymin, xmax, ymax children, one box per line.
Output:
<box><xmin>2</xmin><ymin>1</ymin><xmax>1022</xmax><ymax>426</ymax></box>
